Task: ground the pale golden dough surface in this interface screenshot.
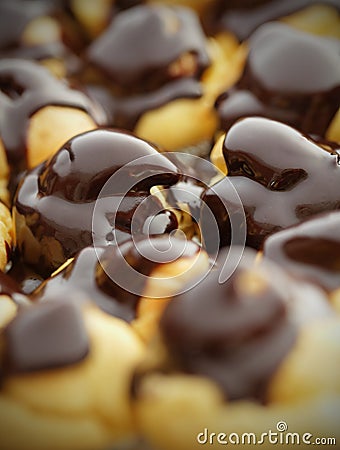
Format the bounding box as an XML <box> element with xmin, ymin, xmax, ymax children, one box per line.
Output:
<box><xmin>0</xmin><ymin>296</ymin><xmax>17</xmax><ymax>330</ymax></box>
<box><xmin>0</xmin><ymin>140</ymin><xmax>10</xmax><ymax>205</ymax></box>
<box><xmin>0</xmin><ymin>202</ymin><xmax>12</xmax><ymax>270</ymax></box>
<box><xmin>133</xmin><ymin>261</ymin><xmax>340</xmax><ymax>450</ymax></box>
<box><xmin>0</xmin><ymin>306</ymin><xmax>145</xmax><ymax>450</ymax></box>
<box><xmin>27</xmin><ymin>106</ymin><xmax>97</xmax><ymax>169</ymax></box>
<box><xmin>133</xmin><ymin>250</ymin><xmax>210</xmax><ymax>342</ymax></box>
<box><xmin>283</xmin><ymin>4</ymin><xmax>340</xmax><ymax>39</ymax></box>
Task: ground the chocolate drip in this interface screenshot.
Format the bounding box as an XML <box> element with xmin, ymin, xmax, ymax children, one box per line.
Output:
<box><xmin>0</xmin><ymin>59</ymin><xmax>101</xmax><ymax>169</ymax></box>
<box><xmin>87</xmin><ymin>5</ymin><xmax>210</xmax><ymax>94</ymax></box>
<box><xmin>264</xmin><ymin>211</ymin><xmax>340</xmax><ymax>292</ymax></box>
<box><xmin>201</xmin><ymin>117</ymin><xmax>340</xmax><ymax>251</ymax></box>
<box><xmin>14</xmin><ymin>129</ymin><xmax>180</xmax><ymax>275</ymax></box>
<box><xmin>213</xmin><ymin>0</ymin><xmax>340</xmax><ymax>40</ymax></box>
<box><xmin>33</xmin><ymin>246</ymin><xmax>138</xmax><ymax>322</ymax></box>
<box><xmin>159</xmin><ymin>254</ymin><xmax>296</xmax><ymax>402</ymax></box>
<box><xmin>112</xmin><ymin>78</ymin><xmax>202</xmax><ymax>130</ymax></box>
<box><xmin>3</xmin><ymin>299</ymin><xmax>89</xmax><ymax>374</ymax></box>
<box><xmin>35</xmin><ymin>235</ymin><xmax>199</xmax><ymax>322</ymax></box>
<box><xmin>95</xmin><ymin>235</ymin><xmax>200</xmax><ymax>309</ymax></box>
<box><xmin>86</xmin><ymin>77</ymin><xmax>202</xmax><ymax>131</ymax></box>
<box><xmin>216</xmin><ymin>23</ymin><xmax>340</xmax><ymax>137</ymax></box>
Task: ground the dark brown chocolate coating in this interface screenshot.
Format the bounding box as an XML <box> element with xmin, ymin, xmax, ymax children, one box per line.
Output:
<box><xmin>216</xmin><ymin>23</ymin><xmax>340</xmax><ymax>137</ymax></box>
<box><xmin>3</xmin><ymin>298</ymin><xmax>89</xmax><ymax>374</ymax></box>
<box><xmin>81</xmin><ymin>4</ymin><xmax>209</xmax><ymax>130</ymax></box>
<box><xmin>87</xmin><ymin>5</ymin><xmax>210</xmax><ymax>93</ymax></box>
<box><xmin>263</xmin><ymin>211</ymin><xmax>340</xmax><ymax>292</ymax></box>
<box><xmin>98</xmin><ymin>235</ymin><xmax>200</xmax><ymax>304</ymax></box>
<box><xmin>14</xmin><ymin>129</ymin><xmax>181</xmax><ymax>276</ymax></box>
<box><xmin>33</xmin><ymin>246</ymin><xmax>138</xmax><ymax>322</ymax></box>
<box><xmin>159</xmin><ymin>252</ymin><xmax>296</xmax><ymax>401</ymax></box>
<box><xmin>34</xmin><ymin>235</ymin><xmax>200</xmax><ymax>322</ymax></box>
<box><xmin>211</xmin><ymin>0</ymin><xmax>340</xmax><ymax>40</ymax></box>
<box><xmin>0</xmin><ymin>59</ymin><xmax>101</xmax><ymax>170</ymax></box>
<box><xmin>201</xmin><ymin>117</ymin><xmax>340</xmax><ymax>251</ymax></box>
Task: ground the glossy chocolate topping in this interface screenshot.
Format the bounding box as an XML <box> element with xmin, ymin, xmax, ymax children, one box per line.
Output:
<box><xmin>202</xmin><ymin>117</ymin><xmax>340</xmax><ymax>251</ymax></box>
<box><xmin>3</xmin><ymin>298</ymin><xmax>89</xmax><ymax>374</ymax></box>
<box><xmin>264</xmin><ymin>211</ymin><xmax>340</xmax><ymax>292</ymax></box>
<box><xmin>112</xmin><ymin>78</ymin><xmax>203</xmax><ymax>130</ymax></box>
<box><xmin>0</xmin><ymin>59</ymin><xmax>100</xmax><ymax>169</ymax></box>
<box><xmin>214</xmin><ymin>0</ymin><xmax>340</xmax><ymax>40</ymax></box>
<box><xmin>14</xmin><ymin>129</ymin><xmax>181</xmax><ymax>275</ymax></box>
<box><xmin>216</xmin><ymin>23</ymin><xmax>340</xmax><ymax>137</ymax></box>
<box><xmin>164</xmin><ymin>152</ymin><xmax>221</xmax><ymax>223</ymax></box>
<box><xmin>160</xmin><ymin>255</ymin><xmax>296</xmax><ymax>401</ymax></box>
<box><xmin>87</xmin><ymin>5</ymin><xmax>210</xmax><ymax>94</ymax></box>
<box><xmin>33</xmin><ymin>246</ymin><xmax>138</xmax><ymax>322</ymax></box>
<box><xmin>96</xmin><ymin>235</ymin><xmax>200</xmax><ymax>308</ymax></box>
<box><xmin>35</xmin><ymin>235</ymin><xmax>200</xmax><ymax>322</ymax></box>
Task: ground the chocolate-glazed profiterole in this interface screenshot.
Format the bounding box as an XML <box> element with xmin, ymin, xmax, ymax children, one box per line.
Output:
<box><xmin>158</xmin><ymin>254</ymin><xmax>297</xmax><ymax>402</ymax></box>
<box><xmin>0</xmin><ymin>59</ymin><xmax>101</xmax><ymax>176</ymax></box>
<box><xmin>87</xmin><ymin>5</ymin><xmax>209</xmax><ymax>95</ymax></box>
<box><xmin>202</xmin><ymin>117</ymin><xmax>340</xmax><ymax>251</ymax></box>
<box><xmin>133</xmin><ymin>250</ymin><xmax>340</xmax><ymax>450</ymax></box>
<box><xmin>215</xmin><ymin>23</ymin><xmax>340</xmax><ymax>139</ymax></box>
<box><xmin>14</xmin><ymin>129</ymin><xmax>180</xmax><ymax>276</ymax></box>
<box><xmin>77</xmin><ymin>4</ymin><xmax>243</xmax><ymax>152</ymax></box>
<box><xmin>263</xmin><ymin>211</ymin><xmax>340</xmax><ymax>292</ymax></box>
<box><xmin>83</xmin><ymin>4</ymin><xmax>210</xmax><ymax>129</ymax></box>
<box><xmin>210</xmin><ymin>0</ymin><xmax>340</xmax><ymax>40</ymax></box>
<box><xmin>0</xmin><ymin>291</ymin><xmax>145</xmax><ymax>450</ymax></box>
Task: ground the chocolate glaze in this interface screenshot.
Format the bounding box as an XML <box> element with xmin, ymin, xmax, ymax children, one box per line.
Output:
<box><xmin>159</xmin><ymin>253</ymin><xmax>296</xmax><ymax>402</ymax></box>
<box><xmin>34</xmin><ymin>235</ymin><xmax>200</xmax><ymax>322</ymax></box>
<box><xmin>14</xmin><ymin>129</ymin><xmax>181</xmax><ymax>276</ymax></box>
<box><xmin>81</xmin><ymin>5</ymin><xmax>210</xmax><ymax>130</ymax></box>
<box><xmin>163</xmin><ymin>153</ymin><xmax>221</xmax><ymax>224</ymax></box>
<box><xmin>33</xmin><ymin>246</ymin><xmax>138</xmax><ymax>322</ymax></box>
<box><xmin>216</xmin><ymin>23</ymin><xmax>340</xmax><ymax>137</ymax></box>
<box><xmin>211</xmin><ymin>0</ymin><xmax>340</xmax><ymax>40</ymax></box>
<box><xmin>95</xmin><ymin>235</ymin><xmax>200</xmax><ymax>312</ymax></box>
<box><xmin>0</xmin><ymin>59</ymin><xmax>101</xmax><ymax>170</ymax></box>
<box><xmin>201</xmin><ymin>117</ymin><xmax>340</xmax><ymax>251</ymax></box>
<box><xmin>264</xmin><ymin>211</ymin><xmax>340</xmax><ymax>292</ymax></box>
<box><xmin>3</xmin><ymin>298</ymin><xmax>89</xmax><ymax>374</ymax></box>
<box><xmin>112</xmin><ymin>78</ymin><xmax>203</xmax><ymax>131</ymax></box>
<box><xmin>87</xmin><ymin>5</ymin><xmax>210</xmax><ymax>94</ymax></box>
